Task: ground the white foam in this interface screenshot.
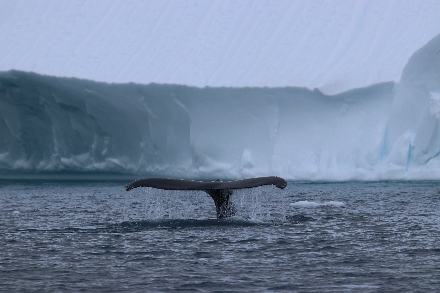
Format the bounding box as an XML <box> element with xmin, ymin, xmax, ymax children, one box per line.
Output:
<box><xmin>323</xmin><ymin>201</ymin><xmax>345</xmax><ymax>207</ymax></box>
<box><xmin>290</xmin><ymin>201</ymin><xmax>345</xmax><ymax>208</ymax></box>
<box><xmin>290</xmin><ymin>201</ymin><xmax>322</xmax><ymax>208</ymax></box>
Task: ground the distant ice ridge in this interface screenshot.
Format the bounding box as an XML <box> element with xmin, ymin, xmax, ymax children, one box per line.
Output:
<box><xmin>0</xmin><ymin>33</ymin><xmax>439</xmax><ymax>181</ymax></box>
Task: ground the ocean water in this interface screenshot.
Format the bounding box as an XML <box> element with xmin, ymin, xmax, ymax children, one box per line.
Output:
<box><xmin>1</xmin><ymin>180</ymin><xmax>440</xmax><ymax>292</ymax></box>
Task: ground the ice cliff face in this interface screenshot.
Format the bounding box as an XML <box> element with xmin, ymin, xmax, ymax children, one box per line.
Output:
<box><xmin>385</xmin><ymin>34</ymin><xmax>440</xmax><ymax>177</ymax></box>
<box><xmin>0</xmin><ymin>33</ymin><xmax>439</xmax><ymax>180</ymax></box>
<box><xmin>0</xmin><ymin>70</ymin><xmax>389</xmax><ymax>179</ymax></box>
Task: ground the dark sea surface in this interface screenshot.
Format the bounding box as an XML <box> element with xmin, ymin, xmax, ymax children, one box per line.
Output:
<box><xmin>1</xmin><ymin>180</ymin><xmax>440</xmax><ymax>292</ymax></box>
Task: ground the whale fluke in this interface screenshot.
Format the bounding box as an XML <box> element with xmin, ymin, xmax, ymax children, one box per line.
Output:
<box><xmin>125</xmin><ymin>176</ymin><xmax>287</xmax><ymax>219</ymax></box>
<box><xmin>125</xmin><ymin>176</ymin><xmax>287</xmax><ymax>191</ymax></box>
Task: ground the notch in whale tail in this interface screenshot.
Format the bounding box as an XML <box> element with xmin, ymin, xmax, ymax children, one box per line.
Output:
<box><xmin>125</xmin><ymin>176</ymin><xmax>287</xmax><ymax>219</ymax></box>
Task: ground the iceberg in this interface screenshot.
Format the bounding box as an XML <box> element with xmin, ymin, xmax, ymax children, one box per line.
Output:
<box><xmin>0</xmin><ymin>33</ymin><xmax>439</xmax><ymax>181</ymax></box>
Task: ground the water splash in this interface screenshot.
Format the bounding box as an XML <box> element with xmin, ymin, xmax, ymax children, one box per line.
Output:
<box><xmin>122</xmin><ymin>185</ymin><xmax>288</xmax><ymax>224</ymax></box>
<box><xmin>231</xmin><ymin>186</ymin><xmax>288</xmax><ymax>223</ymax></box>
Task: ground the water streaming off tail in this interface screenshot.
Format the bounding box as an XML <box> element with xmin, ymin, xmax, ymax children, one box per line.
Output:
<box><xmin>231</xmin><ymin>186</ymin><xmax>288</xmax><ymax>223</ymax></box>
<box><xmin>123</xmin><ymin>185</ymin><xmax>288</xmax><ymax>223</ymax></box>
<box><xmin>124</xmin><ymin>188</ymin><xmax>214</xmax><ymax>221</ymax></box>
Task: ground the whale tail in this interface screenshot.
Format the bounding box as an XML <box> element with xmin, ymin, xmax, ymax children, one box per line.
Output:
<box><xmin>204</xmin><ymin>187</ymin><xmax>235</xmax><ymax>219</ymax></box>
<box><xmin>125</xmin><ymin>176</ymin><xmax>287</xmax><ymax>219</ymax></box>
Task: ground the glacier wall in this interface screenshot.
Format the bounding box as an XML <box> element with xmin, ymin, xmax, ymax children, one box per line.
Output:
<box><xmin>0</xmin><ymin>33</ymin><xmax>439</xmax><ymax>181</ymax></box>
<box><xmin>385</xmin><ymin>34</ymin><xmax>440</xmax><ymax>177</ymax></box>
